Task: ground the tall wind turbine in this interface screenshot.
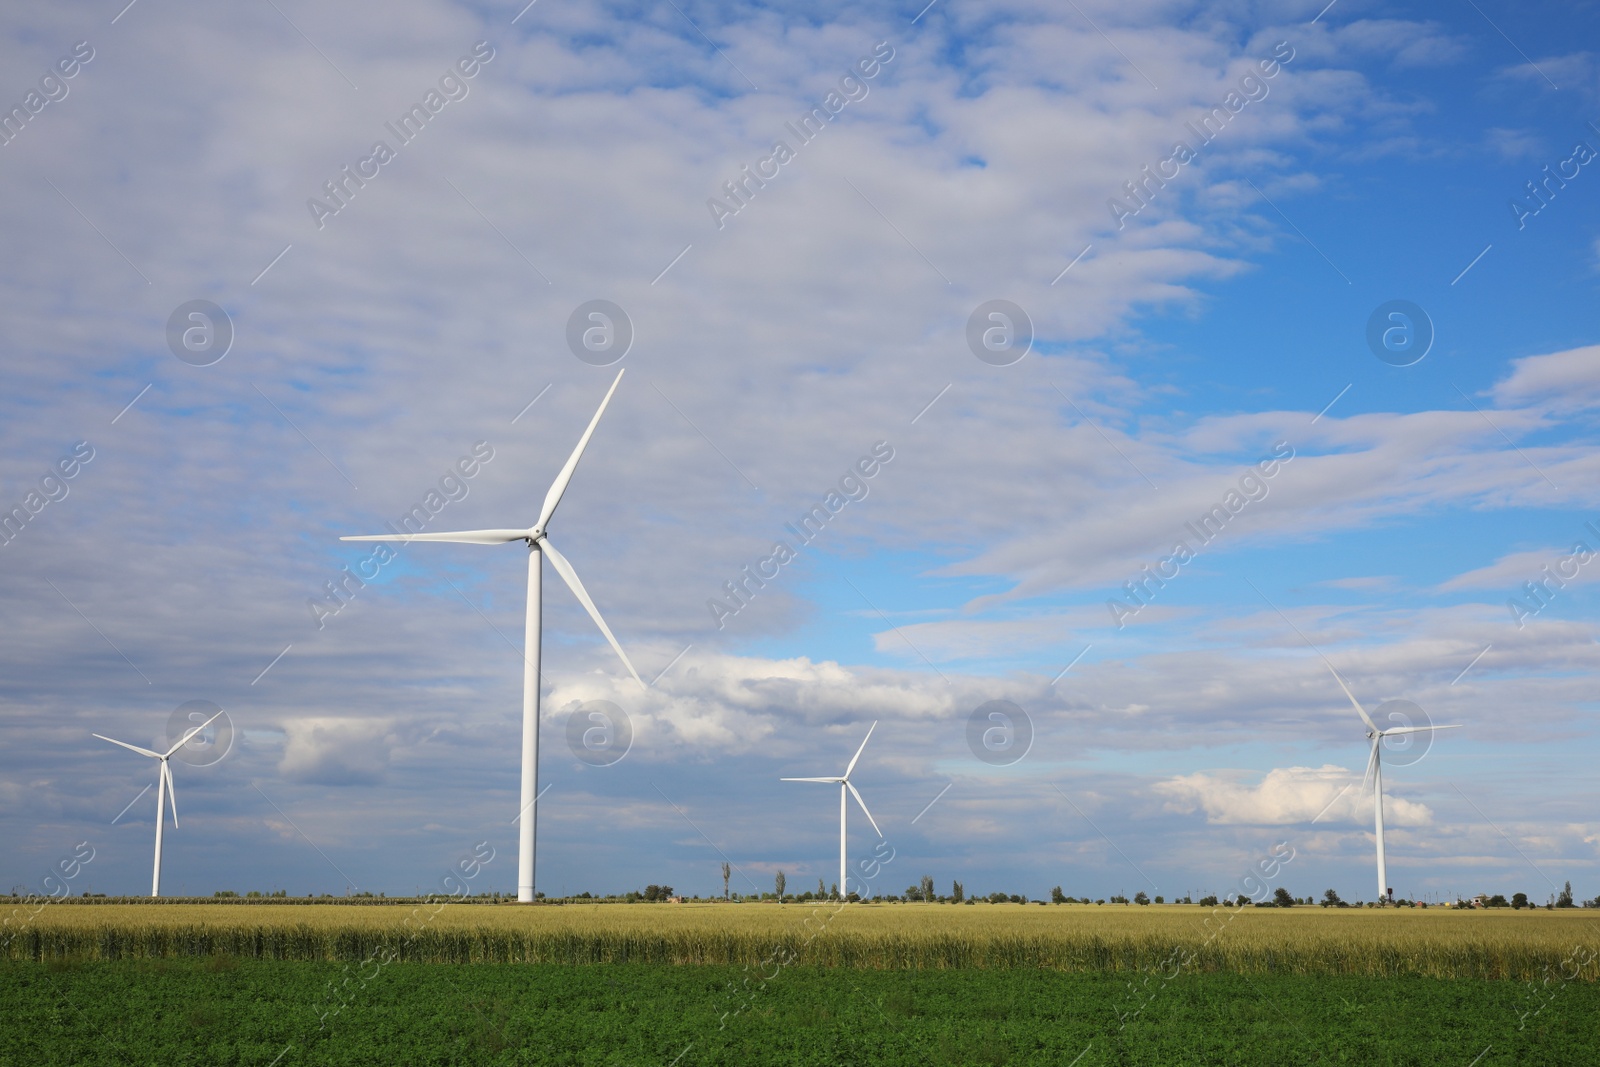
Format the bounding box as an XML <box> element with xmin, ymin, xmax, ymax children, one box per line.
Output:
<box><xmin>342</xmin><ymin>370</ymin><xmax>642</xmax><ymax>903</ymax></box>
<box><xmin>94</xmin><ymin>709</ymin><xmax>225</xmax><ymax>897</ymax></box>
<box><xmin>1327</xmin><ymin>666</ymin><xmax>1460</xmax><ymax>903</ymax></box>
<box><xmin>782</xmin><ymin>721</ymin><xmax>881</xmax><ymax>899</ymax></box>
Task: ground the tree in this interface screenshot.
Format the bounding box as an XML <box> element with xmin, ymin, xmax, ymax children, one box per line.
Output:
<box><xmin>1050</xmin><ymin>885</ymin><xmax>1066</xmax><ymax>904</ymax></box>
<box><xmin>1273</xmin><ymin>887</ymin><xmax>1295</xmax><ymax>908</ymax></box>
<box><xmin>722</xmin><ymin>862</ymin><xmax>731</xmax><ymax>901</ymax></box>
<box><xmin>952</xmin><ymin>880</ymin><xmax>965</xmax><ymax>903</ymax></box>
<box><xmin>1512</xmin><ymin>892</ymin><xmax>1529</xmax><ymax>909</ymax></box>
<box><xmin>1557</xmin><ymin>881</ymin><xmax>1575</xmax><ymax>908</ymax></box>
<box><xmin>1134</xmin><ymin>891</ymin><xmax>1150</xmax><ymax>906</ymax></box>
<box><xmin>1486</xmin><ymin>894</ymin><xmax>1509</xmax><ymax>908</ymax></box>
<box><xmin>818</xmin><ymin>878</ymin><xmax>826</xmax><ymax>899</ymax></box>
<box><xmin>920</xmin><ymin>875</ymin><xmax>936</xmax><ymax>902</ymax></box>
<box><xmin>1198</xmin><ymin>895</ymin><xmax>1219</xmax><ymax>907</ymax></box>
<box><xmin>775</xmin><ymin>871</ymin><xmax>786</xmax><ymax>903</ymax></box>
<box><xmin>830</xmin><ymin>881</ymin><xmax>838</xmax><ymax>900</ymax></box>
<box><xmin>1321</xmin><ymin>888</ymin><xmax>1343</xmax><ymax>907</ymax></box>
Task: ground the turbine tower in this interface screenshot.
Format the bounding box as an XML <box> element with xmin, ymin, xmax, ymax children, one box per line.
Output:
<box><xmin>782</xmin><ymin>721</ymin><xmax>881</xmax><ymax>899</ymax></box>
<box><xmin>342</xmin><ymin>370</ymin><xmax>641</xmax><ymax>903</ymax></box>
<box><xmin>94</xmin><ymin>709</ymin><xmax>225</xmax><ymax>897</ymax></box>
<box><xmin>1327</xmin><ymin>666</ymin><xmax>1460</xmax><ymax>903</ymax></box>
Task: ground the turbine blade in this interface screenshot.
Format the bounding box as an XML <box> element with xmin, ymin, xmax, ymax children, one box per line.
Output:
<box><xmin>340</xmin><ymin>529</ymin><xmax>528</xmax><ymax>544</ymax></box>
<box><xmin>163</xmin><ymin>708</ymin><xmax>226</xmax><ymax>759</ymax></box>
<box><xmin>1380</xmin><ymin>724</ymin><xmax>1462</xmax><ymax>736</ymax></box>
<box><xmin>847</xmin><ymin>781</ymin><xmax>882</xmax><ymax>837</ymax></box>
<box><xmin>1361</xmin><ymin>735</ymin><xmax>1380</xmax><ymax>793</ymax></box>
<box><xmin>166</xmin><ymin>761</ymin><xmax>180</xmax><ymax>827</ymax></box>
<box><xmin>540</xmin><ymin>536</ymin><xmax>643</xmax><ymax>687</ymax></box>
<box><xmin>93</xmin><ymin>734</ymin><xmax>160</xmax><ymax>759</ymax></box>
<box><xmin>781</xmin><ymin>777</ymin><xmax>843</xmax><ymax>783</ymax></box>
<box><xmin>535</xmin><ymin>370</ymin><xmax>625</xmax><ymax>531</ymax></box>
<box><xmin>1327</xmin><ymin>665</ymin><xmax>1378</xmax><ymax>733</ymax></box>
<box><xmin>844</xmin><ymin>721</ymin><xmax>878</xmax><ymax>778</ymax></box>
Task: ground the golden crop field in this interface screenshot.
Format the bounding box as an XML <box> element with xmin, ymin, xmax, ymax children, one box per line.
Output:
<box><xmin>8</xmin><ymin>901</ymin><xmax>1599</xmax><ymax>981</ymax></box>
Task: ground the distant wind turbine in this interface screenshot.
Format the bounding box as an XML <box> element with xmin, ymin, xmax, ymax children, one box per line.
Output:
<box><xmin>783</xmin><ymin>721</ymin><xmax>881</xmax><ymax>900</ymax></box>
<box><xmin>1327</xmin><ymin>666</ymin><xmax>1460</xmax><ymax>903</ymax></box>
<box><xmin>94</xmin><ymin>709</ymin><xmax>225</xmax><ymax>897</ymax></box>
<box><xmin>342</xmin><ymin>369</ymin><xmax>642</xmax><ymax>903</ymax></box>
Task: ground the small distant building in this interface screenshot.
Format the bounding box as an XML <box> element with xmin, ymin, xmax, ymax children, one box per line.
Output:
<box><xmin>668</xmin><ymin>896</ymin><xmax>685</xmax><ymax>904</ymax></box>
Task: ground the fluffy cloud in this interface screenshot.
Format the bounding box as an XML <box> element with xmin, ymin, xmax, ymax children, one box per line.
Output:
<box><xmin>1155</xmin><ymin>765</ymin><xmax>1435</xmax><ymax>827</ymax></box>
<box><xmin>279</xmin><ymin>718</ymin><xmax>397</xmax><ymax>785</ymax></box>
<box><xmin>1491</xmin><ymin>345</ymin><xmax>1600</xmax><ymax>411</ymax></box>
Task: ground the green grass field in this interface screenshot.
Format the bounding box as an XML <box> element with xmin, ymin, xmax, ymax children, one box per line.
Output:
<box><xmin>4</xmin><ymin>902</ymin><xmax>1597</xmax><ymax>1064</ymax></box>
<box><xmin>4</xmin><ymin>957</ymin><xmax>1597</xmax><ymax>1066</ymax></box>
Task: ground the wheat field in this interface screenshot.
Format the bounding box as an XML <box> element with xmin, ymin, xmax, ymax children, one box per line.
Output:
<box><xmin>6</xmin><ymin>901</ymin><xmax>1597</xmax><ymax>980</ymax></box>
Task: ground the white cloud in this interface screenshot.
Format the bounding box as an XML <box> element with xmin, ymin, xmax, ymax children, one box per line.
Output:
<box><xmin>1491</xmin><ymin>345</ymin><xmax>1600</xmax><ymax>411</ymax></box>
<box><xmin>1154</xmin><ymin>765</ymin><xmax>1434</xmax><ymax>826</ymax></box>
<box><xmin>279</xmin><ymin>718</ymin><xmax>396</xmax><ymax>785</ymax></box>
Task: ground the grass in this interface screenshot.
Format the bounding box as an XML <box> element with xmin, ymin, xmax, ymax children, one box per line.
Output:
<box><xmin>6</xmin><ymin>901</ymin><xmax>1598</xmax><ymax>980</ymax></box>
<box><xmin>4</xmin><ymin>956</ymin><xmax>1597</xmax><ymax>1066</ymax></box>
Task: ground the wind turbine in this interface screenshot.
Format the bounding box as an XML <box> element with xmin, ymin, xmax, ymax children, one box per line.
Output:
<box><xmin>342</xmin><ymin>370</ymin><xmax>642</xmax><ymax>903</ymax></box>
<box><xmin>782</xmin><ymin>721</ymin><xmax>881</xmax><ymax>900</ymax></box>
<box><xmin>94</xmin><ymin>709</ymin><xmax>225</xmax><ymax>897</ymax></box>
<box><xmin>1327</xmin><ymin>666</ymin><xmax>1460</xmax><ymax>903</ymax></box>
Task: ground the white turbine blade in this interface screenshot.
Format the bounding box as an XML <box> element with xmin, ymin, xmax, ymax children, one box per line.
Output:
<box><xmin>1327</xmin><ymin>665</ymin><xmax>1378</xmax><ymax>733</ymax></box>
<box><xmin>1360</xmin><ymin>735</ymin><xmax>1380</xmax><ymax>793</ymax></box>
<box><xmin>781</xmin><ymin>776</ymin><xmax>843</xmax><ymax>783</ymax></box>
<box><xmin>340</xmin><ymin>529</ymin><xmax>528</xmax><ymax>544</ymax></box>
<box><xmin>1381</xmin><ymin>724</ymin><xmax>1462</xmax><ymax>736</ymax></box>
<box><xmin>535</xmin><ymin>370</ymin><xmax>625</xmax><ymax>532</ymax></box>
<box><xmin>846</xmin><ymin>781</ymin><xmax>882</xmax><ymax>837</ymax></box>
<box><xmin>162</xmin><ymin>708</ymin><xmax>226</xmax><ymax>759</ymax></box>
<box><xmin>540</xmin><ymin>536</ymin><xmax>643</xmax><ymax>687</ymax></box>
<box><xmin>163</xmin><ymin>761</ymin><xmax>178</xmax><ymax>828</ymax></box>
<box><xmin>844</xmin><ymin>721</ymin><xmax>878</xmax><ymax>778</ymax></box>
<box><xmin>93</xmin><ymin>733</ymin><xmax>160</xmax><ymax>759</ymax></box>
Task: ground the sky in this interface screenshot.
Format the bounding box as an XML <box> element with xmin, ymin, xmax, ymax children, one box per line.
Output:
<box><xmin>2</xmin><ymin>0</ymin><xmax>1598</xmax><ymax>906</ymax></box>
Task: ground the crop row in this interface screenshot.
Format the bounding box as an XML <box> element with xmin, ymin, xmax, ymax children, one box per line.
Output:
<box><xmin>7</xmin><ymin>922</ymin><xmax>1598</xmax><ymax>981</ymax></box>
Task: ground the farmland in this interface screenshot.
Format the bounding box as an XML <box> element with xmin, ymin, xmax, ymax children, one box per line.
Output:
<box><xmin>4</xmin><ymin>902</ymin><xmax>1598</xmax><ymax>1063</ymax></box>
<box><xmin>6</xmin><ymin>900</ymin><xmax>1598</xmax><ymax>980</ymax></box>
<box><xmin>4</xmin><ymin>957</ymin><xmax>1597</xmax><ymax>1065</ymax></box>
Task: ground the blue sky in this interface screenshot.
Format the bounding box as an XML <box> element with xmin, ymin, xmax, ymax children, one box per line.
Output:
<box><xmin>2</xmin><ymin>0</ymin><xmax>1598</xmax><ymax>906</ymax></box>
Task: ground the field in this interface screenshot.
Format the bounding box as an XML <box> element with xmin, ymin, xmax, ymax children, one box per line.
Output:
<box><xmin>4</xmin><ymin>902</ymin><xmax>1597</xmax><ymax>1064</ymax></box>
<box><xmin>5</xmin><ymin>958</ymin><xmax>1598</xmax><ymax>1065</ymax></box>
<box><xmin>7</xmin><ymin>901</ymin><xmax>1599</xmax><ymax>979</ymax></box>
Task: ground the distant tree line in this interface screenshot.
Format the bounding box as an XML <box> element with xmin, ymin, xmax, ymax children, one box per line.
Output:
<box><xmin>29</xmin><ymin>876</ymin><xmax>1595</xmax><ymax>908</ymax></box>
